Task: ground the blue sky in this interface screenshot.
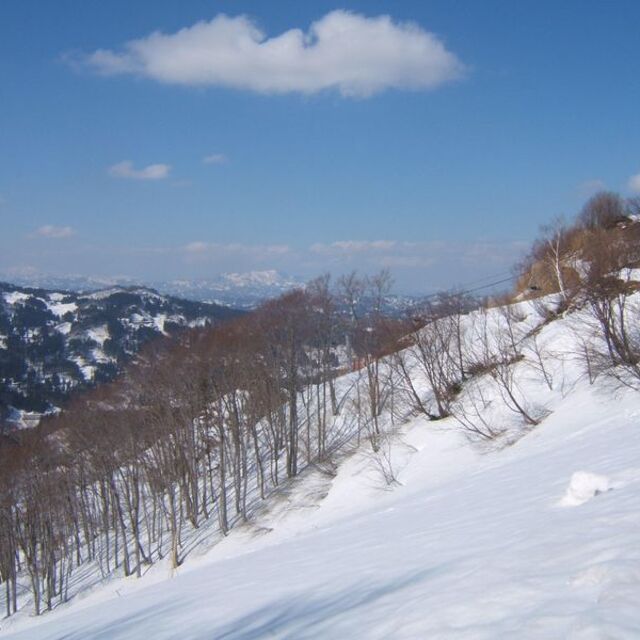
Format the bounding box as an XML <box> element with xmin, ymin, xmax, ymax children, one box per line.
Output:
<box><xmin>1</xmin><ymin>1</ymin><xmax>639</xmax><ymax>293</ymax></box>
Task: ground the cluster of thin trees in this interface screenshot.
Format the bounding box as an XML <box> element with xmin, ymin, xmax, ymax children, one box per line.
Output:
<box><xmin>0</xmin><ymin>273</ymin><xmax>414</xmax><ymax>617</ymax></box>
<box><xmin>389</xmin><ymin>192</ymin><xmax>640</xmax><ymax>441</ymax></box>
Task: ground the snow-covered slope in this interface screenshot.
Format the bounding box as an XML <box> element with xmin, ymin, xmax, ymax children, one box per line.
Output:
<box><xmin>2</xmin><ymin>298</ymin><xmax>640</xmax><ymax>639</ymax></box>
<box><xmin>3</xmin><ymin>383</ymin><xmax>639</xmax><ymax>638</ymax></box>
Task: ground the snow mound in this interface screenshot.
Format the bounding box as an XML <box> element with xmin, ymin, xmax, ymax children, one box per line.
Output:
<box><xmin>559</xmin><ymin>471</ymin><xmax>611</xmax><ymax>507</ymax></box>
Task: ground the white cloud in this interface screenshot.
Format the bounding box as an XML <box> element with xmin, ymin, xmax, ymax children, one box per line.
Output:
<box><xmin>203</xmin><ymin>153</ymin><xmax>228</xmax><ymax>165</ymax></box>
<box><xmin>108</xmin><ymin>160</ymin><xmax>171</xmax><ymax>181</ymax></box>
<box><xmin>80</xmin><ymin>11</ymin><xmax>465</xmax><ymax>97</ymax></box>
<box><xmin>628</xmin><ymin>172</ymin><xmax>640</xmax><ymax>194</ymax></box>
<box><xmin>31</xmin><ymin>225</ymin><xmax>75</xmax><ymax>239</ymax></box>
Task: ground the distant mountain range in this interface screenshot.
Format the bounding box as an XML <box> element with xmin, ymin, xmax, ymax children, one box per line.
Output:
<box><xmin>155</xmin><ymin>270</ymin><xmax>304</xmax><ymax>308</ymax></box>
<box><xmin>0</xmin><ymin>282</ymin><xmax>242</xmax><ymax>429</ymax></box>
<box><xmin>1</xmin><ymin>269</ymin><xmax>304</xmax><ymax>309</ymax></box>
<box><xmin>0</xmin><ymin>269</ymin><xmax>429</xmax><ymax>315</ymax></box>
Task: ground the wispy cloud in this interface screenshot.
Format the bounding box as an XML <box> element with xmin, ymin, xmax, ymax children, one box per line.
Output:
<box><xmin>628</xmin><ymin>172</ymin><xmax>640</xmax><ymax>194</ymax></box>
<box><xmin>30</xmin><ymin>225</ymin><xmax>75</xmax><ymax>239</ymax></box>
<box><xmin>108</xmin><ymin>160</ymin><xmax>171</xmax><ymax>181</ymax></box>
<box><xmin>311</xmin><ymin>240</ymin><xmax>397</xmax><ymax>254</ymax></box>
<box><xmin>77</xmin><ymin>11</ymin><xmax>465</xmax><ymax>98</ymax></box>
<box><xmin>203</xmin><ymin>153</ymin><xmax>228</xmax><ymax>165</ymax></box>
<box><xmin>306</xmin><ymin>239</ymin><xmax>526</xmax><ymax>270</ymax></box>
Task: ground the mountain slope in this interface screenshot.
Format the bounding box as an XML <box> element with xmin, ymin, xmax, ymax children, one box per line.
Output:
<box><xmin>0</xmin><ymin>282</ymin><xmax>242</xmax><ymax>428</ymax></box>
<box><xmin>2</xmin><ymin>296</ymin><xmax>640</xmax><ymax>639</ymax></box>
<box><xmin>2</xmin><ymin>378</ymin><xmax>639</xmax><ymax>638</ymax></box>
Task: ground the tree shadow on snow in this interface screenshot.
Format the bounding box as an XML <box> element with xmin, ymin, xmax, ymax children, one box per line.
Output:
<box><xmin>209</xmin><ymin>568</ymin><xmax>435</xmax><ymax>640</ymax></box>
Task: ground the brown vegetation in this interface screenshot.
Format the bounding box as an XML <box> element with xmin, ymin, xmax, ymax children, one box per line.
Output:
<box><xmin>516</xmin><ymin>191</ymin><xmax>640</xmax><ymax>302</ymax></box>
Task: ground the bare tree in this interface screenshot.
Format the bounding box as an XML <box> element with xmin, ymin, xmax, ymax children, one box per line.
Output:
<box><xmin>579</xmin><ymin>191</ymin><xmax>627</xmax><ymax>230</ymax></box>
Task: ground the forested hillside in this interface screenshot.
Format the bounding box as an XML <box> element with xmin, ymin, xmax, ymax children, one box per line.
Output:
<box><xmin>0</xmin><ymin>284</ymin><xmax>241</xmax><ymax>429</ymax></box>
